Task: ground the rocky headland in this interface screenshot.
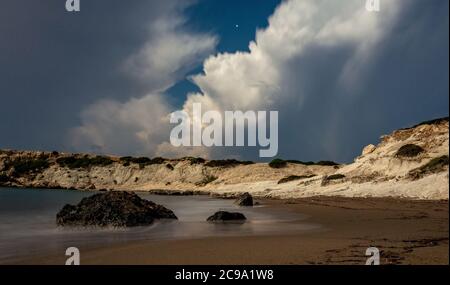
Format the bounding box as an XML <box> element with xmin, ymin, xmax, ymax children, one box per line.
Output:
<box><xmin>0</xmin><ymin>117</ymin><xmax>448</xmax><ymax>200</ymax></box>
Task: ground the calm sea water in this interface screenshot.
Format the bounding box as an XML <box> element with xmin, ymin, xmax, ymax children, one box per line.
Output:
<box><xmin>0</xmin><ymin>187</ymin><xmax>319</xmax><ymax>264</ymax></box>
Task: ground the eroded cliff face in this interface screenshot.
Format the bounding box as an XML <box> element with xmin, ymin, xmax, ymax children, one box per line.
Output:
<box><xmin>0</xmin><ymin>118</ymin><xmax>448</xmax><ymax>200</ymax></box>
<box><xmin>0</xmin><ymin>151</ymin><xmax>337</xmax><ymax>194</ymax></box>
<box><xmin>249</xmin><ymin>117</ymin><xmax>448</xmax><ymax>200</ymax></box>
<box><xmin>342</xmin><ymin>118</ymin><xmax>449</xmax><ymax>181</ymax></box>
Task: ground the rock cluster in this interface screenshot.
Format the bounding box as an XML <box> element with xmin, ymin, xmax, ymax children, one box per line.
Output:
<box><xmin>207</xmin><ymin>211</ymin><xmax>247</xmax><ymax>222</ymax></box>
<box><xmin>235</xmin><ymin>192</ymin><xmax>254</xmax><ymax>206</ymax></box>
<box><xmin>56</xmin><ymin>191</ymin><xmax>177</xmax><ymax>227</ymax></box>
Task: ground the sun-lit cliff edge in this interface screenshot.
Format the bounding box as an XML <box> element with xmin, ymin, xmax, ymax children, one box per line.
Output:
<box><xmin>1</xmin><ymin>118</ymin><xmax>448</xmax><ymax>200</ymax></box>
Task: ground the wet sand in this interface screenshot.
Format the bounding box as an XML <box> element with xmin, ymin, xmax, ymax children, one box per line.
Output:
<box><xmin>16</xmin><ymin>197</ymin><xmax>448</xmax><ymax>265</ymax></box>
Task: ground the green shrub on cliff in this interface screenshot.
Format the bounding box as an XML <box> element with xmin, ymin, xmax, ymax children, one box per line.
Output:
<box><xmin>410</xmin><ymin>117</ymin><xmax>449</xmax><ymax>129</ymax></box>
<box><xmin>150</xmin><ymin>157</ymin><xmax>166</xmax><ymax>164</ymax></box>
<box><xmin>187</xmin><ymin>157</ymin><xmax>206</xmax><ymax>165</ymax></box>
<box><xmin>6</xmin><ymin>158</ymin><xmax>50</xmax><ymax>176</ymax></box>
<box><xmin>0</xmin><ymin>173</ymin><xmax>9</xmax><ymax>183</ymax></box>
<box><xmin>326</xmin><ymin>174</ymin><xmax>346</xmax><ymax>180</ymax></box>
<box><xmin>119</xmin><ymin>156</ymin><xmax>166</xmax><ymax>167</ymax></box>
<box><xmin>57</xmin><ymin>155</ymin><xmax>113</xmax><ymax>169</ymax></box>
<box><xmin>205</xmin><ymin>159</ymin><xmax>254</xmax><ymax>167</ymax></box>
<box><xmin>268</xmin><ymin>159</ymin><xmax>287</xmax><ymax>168</ymax></box>
<box><xmin>396</xmin><ymin>144</ymin><xmax>425</xmax><ymax>158</ymax></box>
<box><xmin>425</xmin><ymin>155</ymin><xmax>449</xmax><ymax>170</ymax></box>
<box><xmin>285</xmin><ymin>160</ymin><xmax>315</xmax><ymax>165</ymax></box>
<box><xmin>120</xmin><ymin>156</ymin><xmax>149</xmax><ymax>165</ymax></box>
<box><xmin>196</xmin><ymin>175</ymin><xmax>217</xmax><ymax>186</ymax></box>
<box><xmin>89</xmin><ymin>156</ymin><xmax>114</xmax><ymax>166</ymax></box>
<box><xmin>315</xmin><ymin>161</ymin><xmax>339</xmax><ymax>166</ymax></box>
<box><xmin>269</xmin><ymin>159</ymin><xmax>339</xmax><ymax>168</ymax></box>
<box><xmin>321</xmin><ymin>174</ymin><xmax>346</xmax><ymax>186</ymax></box>
<box><xmin>408</xmin><ymin>155</ymin><xmax>449</xmax><ymax>180</ymax></box>
<box><xmin>277</xmin><ymin>174</ymin><xmax>316</xmax><ymax>184</ymax></box>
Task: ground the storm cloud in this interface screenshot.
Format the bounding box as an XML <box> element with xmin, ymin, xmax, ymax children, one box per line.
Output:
<box><xmin>1</xmin><ymin>0</ymin><xmax>448</xmax><ymax>162</ymax></box>
<box><xmin>0</xmin><ymin>0</ymin><xmax>216</xmax><ymax>153</ymax></box>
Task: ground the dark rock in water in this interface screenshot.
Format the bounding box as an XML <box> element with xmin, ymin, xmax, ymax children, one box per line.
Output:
<box><xmin>235</xmin><ymin>192</ymin><xmax>253</xmax><ymax>206</ymax></box>
<box><xmin>56</xmin><ymin>191</ymin><xmax>177</xmax><ymax>227</ymax></box>
<box><xmin>207</xmin><ymin>211</ymin><xmax>246</xmax><ymax>222</ymax></box>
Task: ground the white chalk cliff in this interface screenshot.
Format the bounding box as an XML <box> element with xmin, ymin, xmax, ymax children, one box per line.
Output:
<box><xmin>0</xmin><ymin>118</ymin><xmax>448</xmax><ymax>200</ymax></box>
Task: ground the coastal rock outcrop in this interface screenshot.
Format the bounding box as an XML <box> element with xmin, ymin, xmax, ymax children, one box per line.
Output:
<box><xmin>207</xmin><ymin>211</ymin><xmax>246</xmax><ymax>222</ymax></box>
<box><xmin>56</xmin><ymin>191</ymin><xmax>177</xmax><ymax>227</ymax></box>
<box><xmin>235</xmin><ymin>192</ymin><xmax>254</xmax><ymax>206</ymax></box>
<box><xmin>0</xmin><ymin>117</ymin><xmax>448</xmax><ymax>200</ymax></box>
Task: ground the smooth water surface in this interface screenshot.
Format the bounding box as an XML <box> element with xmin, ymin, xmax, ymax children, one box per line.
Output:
<box><xmin>0</xmin><ymin>187</ymin><xmax>319</xmax><ymax>263</ymax></box>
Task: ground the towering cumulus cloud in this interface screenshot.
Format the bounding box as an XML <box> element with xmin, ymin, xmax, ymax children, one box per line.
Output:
<box><xmin>187</xmin><ymin>0</ymin><xmax>395</xmax><ymax>111</ymax></box>
<box><xmin>71</xmin><ymin>0</ymin><xmax>449</xmax><ymax>161</ymax></box>
<box><xmin>70</xmin><ymin>2</ymin><xmax>217</xmax><ymax>156</ymax></box>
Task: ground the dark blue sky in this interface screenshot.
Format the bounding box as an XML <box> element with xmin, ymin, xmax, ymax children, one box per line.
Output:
<box><xmin>167</xmin><ymin>0</ymin><xmax>281</xmax><ymax>107</ymax></box>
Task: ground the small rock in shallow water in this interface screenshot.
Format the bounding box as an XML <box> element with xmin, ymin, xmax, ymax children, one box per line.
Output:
<box><xmin>56</xmin><ymin>191</ymin><xmax>177</xmax><ymax>227</ymax></box>
<box><xmin>235</xmin><ymin>192</ymin><xmax>254</xmax><ymax>206</ymax></box>
<box><xmin>207</xmin><ymin>211</ymin><xmax>247</xmax><ymax>222</ymax></box>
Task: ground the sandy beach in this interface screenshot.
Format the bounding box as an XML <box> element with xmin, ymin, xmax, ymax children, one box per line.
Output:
<box><xmin>16</xmin><ymin>197</ymin><xmax>448</xmax><ymax>265</ymax></box>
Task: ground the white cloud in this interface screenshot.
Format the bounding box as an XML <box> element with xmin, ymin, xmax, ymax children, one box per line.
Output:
<box><xmin>70</xmin><ymin>4</ymin><xmax>217</xmax><ymax>156</ymax></box>
<box><xmin>123</xmin><ymin>14</ymin><xmax>217</xmax><ymax>93</ymax></box>
<box><xmin>71</xmin><ymin>0</ymin><xmax>425</xmax><ymax>160</ymax></box>
<box><xmin>70</xmin><ymin>94</ymin><xmax>171</xmax><ymax>155</ymax></box>
<box><xmin>168</xmin><ymin>0</ymin><xmax>406</xmax><ymax>160</ymax></box>
<box><xmin>187</xmin><ymin>0</ymin><xmax>402</xmax><ymax>112</ymax></box>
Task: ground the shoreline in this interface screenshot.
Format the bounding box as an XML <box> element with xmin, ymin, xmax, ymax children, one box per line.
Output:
<box><xmin>2</xmin><ymin>117</ymin><xmax>448</xmax><ymax>201</ymax></box>
<box><xmin>2</xmin><ymin>186</ymin><xmax>449</xmax><ymax>202</ymax></box>
<box><xmin>12</xmin><ymin>196</ymin><xmax>449</xmax><ymax>265</ymax></box>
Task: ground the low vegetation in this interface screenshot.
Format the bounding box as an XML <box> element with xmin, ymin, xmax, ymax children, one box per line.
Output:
<box><xmin>408</xmin><ymin>155</ymin><xmax>449</xmax><ymax>180</ymax></box>
<box><xmin>4</xmin><ymin>158</ymin><xmax>50</xmax><ymax>177</ymax></box>
<box><xmin>268</xmin><ymin>159</ymin><xmax>288</xmax><ymax>168</ymax></box>
<box><xmin>410</xmin><ymin>117</ymin><xmax>449</xmax><ymax>129</ymax></box>
<box><xmin>0</xmin><ymin>173</ymin><xmax>10</xmax><ymax>183</ymax></box>
<box><xmin>396</xmin><ymin>144</ymin><xmax>425</xmax><ymax>158</ymax></box>
<box><xmin>327</xmin><ymin>174</ymin><xmax>346</xmax><ymax>180</ymax></box>
<box><xmin>321</xmin><ymin>174</ymin><xmax>346</xmax><ymax>186</ymax></box>
<box><xmin>57</xmin><ymin>155</ymin><xmax>113</xmax><ymax>169</ymax></box>
<box><xmin>0</xmin><ymin>150</ymin><xmax>14</xmax><ymax>156</ymax></box>
<box><xmin>205</xmin><ymin>159</ymin><xmax>254</xmax><ymax>168</ymax></box>
<box><xmin>120</xmin><ymin>156</ymin><xmax>150</xmax><ymax>165</ymax></box>
<box><xmin>269</xmin><ymin>159</ymin><xmax>339</xmax><ymax>168</ymax></box>
<box><xmin>277</xmin><ymin>174</ymin><xmax>316</xmax><ymax>184</ymax></box>
<box><xmin>149</xmin><ymin>157</ymin><xmax>166</xmax><ymax>164</ymax></box>
<box><xmin>186</xmin><ymin>157</ymin><xmax>206</xmax><ymax>165</ymax></box>
<box><xmin>285</xmin><ymin>160</ymin><xmax>315</xmax><ymax>165</ymax></box>
<box><xmin>196</xmin><ymin>175</ymin><xmax>218</xmax><ymax>186</ymax></box>
<box><xmin>315</xmin><ymin>161</ymin><xmax>339</xmax><ymax>166</ymax></box>
<box><xmin>119</xmin><ymin>156</ymin><xmax>166</xmax><ymax>167</ymax></box>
